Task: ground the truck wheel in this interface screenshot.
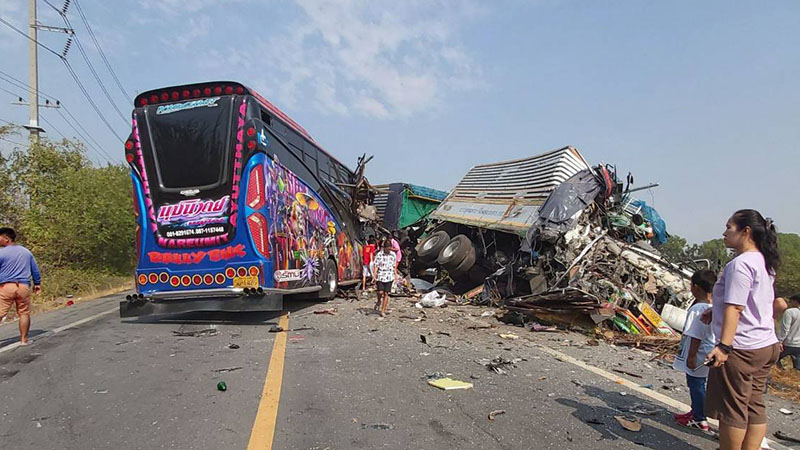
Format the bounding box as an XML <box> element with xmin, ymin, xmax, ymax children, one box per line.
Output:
<box><xmin>449</xmin><ymin>247</ymin><xmax>476</xmax><ymax>278</ymax></box>
<box><xmin>319</xmin><ymin>259</ymin><xmax>338</xmax><ymax>300</ymax></box>
<box><xmin>437</xmin><ymin>234</ymin><xmax>472</xmax><ymax>268</ymax></box>
<box><xmin>416</xmin><ymin>231</ymin><xmax>450</xmax><ymax>262</ymax></box>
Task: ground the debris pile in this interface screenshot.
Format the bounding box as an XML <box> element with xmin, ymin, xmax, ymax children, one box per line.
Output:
<box><xmin>498</xmin><ymin>165</ymin><xmax>693</xmax><ymax>334</ymax></box>
<box><xmin>405</xmin><ymin>147</ymin><xmax>695</xmax><ymax>337</ymax></box>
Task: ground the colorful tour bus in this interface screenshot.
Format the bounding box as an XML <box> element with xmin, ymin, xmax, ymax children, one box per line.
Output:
<box><xmin>120</xmin><ymin>81</ymin><xmax>364</xmax><ymax>316</ymax></box>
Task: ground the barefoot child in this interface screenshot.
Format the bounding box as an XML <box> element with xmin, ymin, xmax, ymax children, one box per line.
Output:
<box><xmin>372</xmin><ymin>240</ymin><xmax>397</xmax><ymax>317</ymax></box>
<box><xmin>673</xmin><ymin>269</ymin><xmax>717</xmax><ymax>431</ymax></box>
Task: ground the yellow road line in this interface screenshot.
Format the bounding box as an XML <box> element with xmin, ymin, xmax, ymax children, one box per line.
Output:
<box><xmin>247</xmin><ymin>313</ymin><xmax>289</xmax><ymax>450</ymax></box>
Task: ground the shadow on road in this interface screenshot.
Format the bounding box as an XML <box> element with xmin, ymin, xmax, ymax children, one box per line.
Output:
<box><xmin>120</xmin><ymin>297</ymin><xmax>326</xmax><ymax>326</ymax></box>
<box><xmin>0</xmin><ymin>329</ymin><xmax>48</xmax><ymax>349</ymax></box>
<box><xmin>556</xmin><ymin>385</ymin><xmax>715</xmax><ymax>450</ymax></box>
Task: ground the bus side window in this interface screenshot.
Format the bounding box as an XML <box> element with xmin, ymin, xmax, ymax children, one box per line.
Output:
<box><xmin>303</xmin><ymin>141</ymin><xmax>317</xmax><ymax>170</ymax></box>
<box><xmin>317</xmin><ymin>152</ymin><xmax>331</xmax><ymax>183</ymax></box>
<box><xmin>270</xmin><ymin>137</ymin><xmax>320</xmax><ymax>192</ymax></box>
<box><xmin>260</xmin><ymin>110</ymin><xmax>272</xmax><ymax>126</ymax></box>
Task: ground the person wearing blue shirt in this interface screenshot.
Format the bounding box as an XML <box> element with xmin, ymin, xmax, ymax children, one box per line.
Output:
<box><xmin>0</xmin><ymin>228</ymin><xmax>42</xmax><ymax>345</ymax></box>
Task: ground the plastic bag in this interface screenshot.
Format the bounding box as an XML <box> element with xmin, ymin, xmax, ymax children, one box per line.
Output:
<box><xmin>419</xmin><ymin>291</ymin><xmax>446</xmax><ymax>308</ymax></box>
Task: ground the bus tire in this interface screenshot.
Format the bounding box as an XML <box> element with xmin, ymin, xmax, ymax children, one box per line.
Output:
<box><xmin>416</xmin><ymin>231</ymin><xmax>450</xmax><ymax>262</ymax></box>
<box><xmin>449</xmin><ymin>248</ymin><xmax>476</xmax><ymax>278</ymax></box>
<box><xmin>319</xmin><ymin>258</ymin><xmax>338</xmax><ymax>300</ymax></box>
<box><xmin>437</xmin><ymin>234</ymin><xmax>472</xmax><ymax>268</ymax></box>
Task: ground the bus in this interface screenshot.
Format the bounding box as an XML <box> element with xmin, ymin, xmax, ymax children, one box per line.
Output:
<box><xmin>120</xmin><ymin>81</ymin><xmax>364</xmax><ymax>317</ymax></box>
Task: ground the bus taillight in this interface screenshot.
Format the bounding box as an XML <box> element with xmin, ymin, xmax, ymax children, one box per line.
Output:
<box><xmin>246</xmin><ymin>165</ymin><xmax>265</xmax><ymax>209</ymax></box>
<box><xmin>247</xmin><ymin>212</ymin><xmax>269</xmax><ymax>258</ymax></box>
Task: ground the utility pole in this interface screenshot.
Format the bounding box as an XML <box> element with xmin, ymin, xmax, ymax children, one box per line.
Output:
<box><xmin>24</xmin><ymin>0</ymin><xmax>44</xmax><ymax>144</ymax></box>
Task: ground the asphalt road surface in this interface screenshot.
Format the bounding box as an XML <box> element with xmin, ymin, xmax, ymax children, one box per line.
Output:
<box><xmin>1</xmin><ymin>292</ymin><xmax>798</xmax><ymax>450</ymax></box>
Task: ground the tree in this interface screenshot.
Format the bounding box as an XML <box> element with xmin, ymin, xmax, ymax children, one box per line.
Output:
<box><xmin>686</xmin><ymin>239</ymin><xmax>732</xmax><ymax>271</ymax></box>
<box><xmin>660</xmin><ymin>235</ymin><xmax>688</xmax><ymax>264</ymax></box>
<box><xmin>776</xmin><ymin>233</ymin><xmax>800</xmax><ymax>297</ymax></box>
<box><xmin>9</xmin><ymin>138</ymin><xmax>134</xmax><ymax>274</ymax></box>
<box><xmin>1</xmin><ymin>125</ymin><xmax>135</xmax><ymax>299</ymax></box>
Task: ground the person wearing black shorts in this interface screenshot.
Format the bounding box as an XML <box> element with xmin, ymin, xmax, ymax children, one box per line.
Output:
<box><xmin>372</xmin><ymin>240</ymin><xmax>397</xmax><ymax>318</ymax></box>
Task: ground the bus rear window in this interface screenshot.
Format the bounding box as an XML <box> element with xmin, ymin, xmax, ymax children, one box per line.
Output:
<box><xmin>146</xmin><ymin>98</ymin><xmax>233</xmax><ymax>189</ymax></box>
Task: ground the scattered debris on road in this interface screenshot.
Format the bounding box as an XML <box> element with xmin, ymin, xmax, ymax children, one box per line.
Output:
<box><xmin>612</xmin><ymin>369</ymin><xmax>644</xmax><ymax>379</ymax></box>
<box><xmin>227</xmin><ymin>343</ymin><xmax>240</xmax><ymax>349</ymax></box>
<box><xmin>779</xmin><ymin>408</ymin><xmax>793</xmax><ymax>415</ymax></box>
<box><xmin>216</xmin><ymin>381</ymin><xmax>227</xmax><ymax>391</ymax></box>
<box><xmin>427</xmin><ymin>377</ymin><xmax>473</xmax><ymax>390</ymax></box>
<box><xmin>313</xmin><ymin>308</ymin><xmax>338</xmax><ymax>315</ymax></box>
<box><xmin>774</xmin><ymin>431</ymin><xmax>800</xmax><ymax>444</ymax></box>
<box><xmin>172</xmin><ymin>325</ymin><xmax>219</xmax><ymax>337</ymax></box>
<box><xmin>476</xmin><ymin>356</ymin><xmax>524</xmax><ymax>375</ymax></box>
<box><xmin>614</xmin><ymin>415</ymin><xmax>642</xmax><ymax>432</ymax></box>
<box><xmin>618</xmin><ymin>404</ymin><xmax>660</xmax><ymax>416</ymax></box>
<box><xmin>212</xmin><ymin>367</ymin><xmax>242</xmax><ymax>373</ymax></box>
<box><xmin>360</xmin><ymin>423</ymin><xmax>394</xmax><ymax>430</ymax></box>
<box><xmin>487</xmin><ymin>410</ymin><xmax>506</xmax><ymax>421</ymax></box>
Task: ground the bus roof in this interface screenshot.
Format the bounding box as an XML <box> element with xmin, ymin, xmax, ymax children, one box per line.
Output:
<box><xmin>134</xmin><ymin>81</ymin><xmax>355</xmax><ymax>174</ymax></box>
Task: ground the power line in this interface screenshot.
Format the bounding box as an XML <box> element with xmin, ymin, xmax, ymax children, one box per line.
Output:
<box><xmin>0</xmin><ymin>16</ymin><xmax>62</xmax><ymax>58</ymax></box>
<box><xmin>61</xmin><ymin>58</ymin><xmax>124</xmax><ymax>143</ymax></box>
<box><xmin>72</xmin><ymin>0</ymin><xmax>130</xmax><ymax>103</ymax></box>
<box><xmin>56</xmin><ymin>105</ymin><xmax>108</xmax><ymax>153</ymax></box>
<box><xmin>0</xmin><ymin>68</ymin><xmax>113</xmax><ymax>161</ymax></box>
<box><xmin>0</xmin><ymin>69</ymin><xmax>58</xmax><ymax>101</ymax></box>
<box><xmin>0</xmin><ymin>137</ymin><xmax>27</xmax><ymax>146</ymax></box>
<box><xmin>58</xmin><ymin>104</ymin><xmax>119</xmax><ymax>164</ymax></box>
<box><xmin>0</xmin><ymin>85</ymin><xmax>23</xmax><ymax>99</ymax></box>
<box><xmin>45</xmin><ymin>111</ymin><xmax>109</xmax><ymax>166</ymax></box>
<box><xmin>40</xmin><ymin>114</ymin><xmax>66</xmax><ymax>140</ymax></box>
<box><xmin>57</xmin><ymin>12</ymin><xmax>128</xmax><ymax>124</ymax></box>
<box><xmin>42</xmin><ymin>0</ymin><xmax>62</xmax><ymax>15</ymax></box>
<box><xmin>0</xmin><ymin>15</ymin><xmax>126</xmax><ymax>146</ymax></box>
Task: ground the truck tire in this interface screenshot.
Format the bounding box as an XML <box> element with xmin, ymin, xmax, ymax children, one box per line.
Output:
<box><xmin>449</xmin><ymin>247</ymin><xmax>476</xmax><ymax>278</ymax></box>
<box><xmin>437</xmin><ymin>234</ymin><xmax>472</xmax><ymax>268</ymax></box>
<box><xmin>416</xmin><ymin>231</ymin><xmax>450</xmax><ymax>262</ymax></box>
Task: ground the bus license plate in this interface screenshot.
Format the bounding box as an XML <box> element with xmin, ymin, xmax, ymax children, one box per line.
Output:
<box><xmin>233</xmin><ymin>276</ymin><xmax>259</xmax><ymax>288</ymax></box>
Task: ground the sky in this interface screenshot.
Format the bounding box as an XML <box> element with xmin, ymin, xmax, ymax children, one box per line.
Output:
<box><xmin>0</xmin><ymin>0</ymin><xmax>798</xmax><ymax>244</ymax></box>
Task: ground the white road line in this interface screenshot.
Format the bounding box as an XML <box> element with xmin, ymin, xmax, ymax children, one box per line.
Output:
<box><xmin>0</xmin><ymin>306</ymin><xmax>118</xmax><ymax>354</ymax></box>
<box><xmin>536</xmin><ymin>345</ymin><xmax>789</xmax><ymax>450</ymax></box>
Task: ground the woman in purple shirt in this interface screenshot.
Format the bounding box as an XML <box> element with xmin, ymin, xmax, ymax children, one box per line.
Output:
<box><xmin>704</xmin><ymin>210</ymin><xmax>781</xmax><ymax>450</ymax></box>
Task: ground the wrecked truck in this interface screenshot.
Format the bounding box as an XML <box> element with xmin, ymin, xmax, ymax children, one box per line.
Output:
<box><xmin>411</xmin><ymin>146</ymin><xmax>695</xmax><ymax>335</ymax></box>
<box><xmin>413</xmin><ymin>146</ymin><xmax>593</xmax><ymax>283</ymax></box>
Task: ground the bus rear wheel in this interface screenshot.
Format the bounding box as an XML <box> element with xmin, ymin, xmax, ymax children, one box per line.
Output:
<box><xmin>319</xmin><ymin>258</ymin><xmax>338</xmax><ymax>300</ymax></box>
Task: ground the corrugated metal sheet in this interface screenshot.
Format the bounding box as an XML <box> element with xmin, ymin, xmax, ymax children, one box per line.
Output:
<box><xmin>430</xmin><ymin>146</ymin><xmax>591</xmax><ymax>234</ymax></box>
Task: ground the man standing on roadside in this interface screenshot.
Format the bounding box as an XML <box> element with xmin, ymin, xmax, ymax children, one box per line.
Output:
<box><xmin>777</xmin><ymin>294</ymin><xmax>800</xmax><ymax>370</ymax></box>
<box><xmin>0</xmin><ymin>228</ymin><xmax>42</xmax><ymax>345</ymax></box>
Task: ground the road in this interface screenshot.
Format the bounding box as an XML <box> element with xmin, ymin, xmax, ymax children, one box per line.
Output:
<box><xmin>1</xmin><ymin>292</ymin><xmax>798</xmax><ymax>450</ymax></box>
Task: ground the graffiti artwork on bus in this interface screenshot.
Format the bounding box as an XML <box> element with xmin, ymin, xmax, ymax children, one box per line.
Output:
<box><xmin>264</xmin><ymin>158</ymin><xmax>360</xmax><ymax>287</ymax></box>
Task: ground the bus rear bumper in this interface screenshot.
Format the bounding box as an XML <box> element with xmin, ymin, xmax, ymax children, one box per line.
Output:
<box><xmin>119</xmin><ymin>293</ymin><xmax>283</xmax><ymax>318</ymax></box>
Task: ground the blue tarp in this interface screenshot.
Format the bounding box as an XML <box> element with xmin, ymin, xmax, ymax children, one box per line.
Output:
<box><xmin>407</xmin><ymin>184</ymin><xmax>448</xmax><ymax>202</ymax></box>
<box><xmin>631</xmin><ymin>200</ymin><xmax>668</xmax><ymax>246</ymax></box>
